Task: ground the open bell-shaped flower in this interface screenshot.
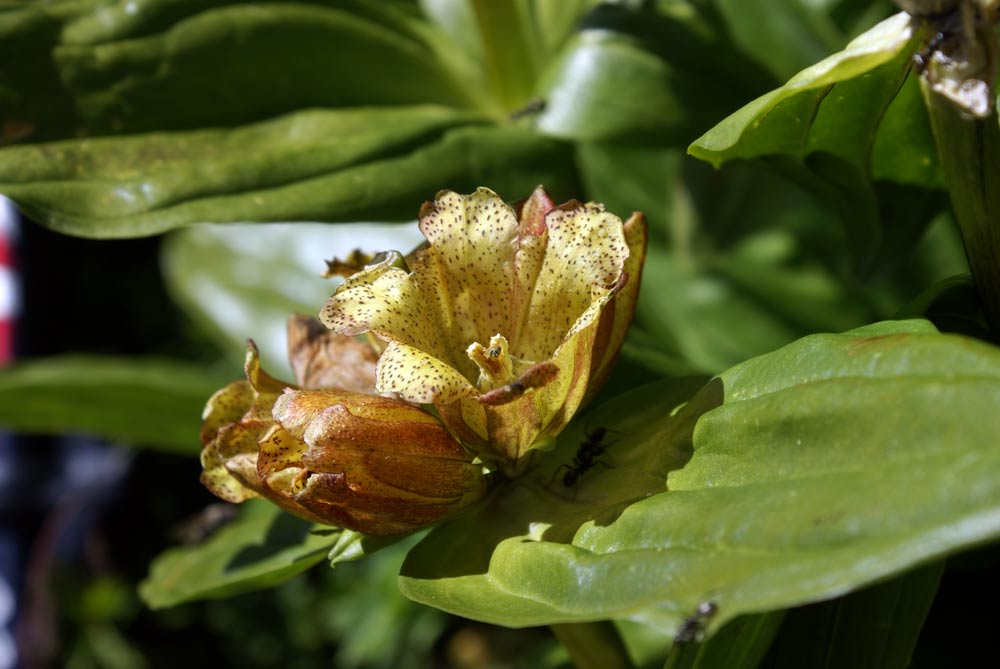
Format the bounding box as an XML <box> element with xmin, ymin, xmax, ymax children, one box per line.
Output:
<box><xmin>321</xmin><ymin>186</ymin><xmax>647</xmax><ymax>471</ymax></box>
<box><xmin>199</xmin><ymin>331</ymin><xmax>486</xmax><ymax>535</ymax></box>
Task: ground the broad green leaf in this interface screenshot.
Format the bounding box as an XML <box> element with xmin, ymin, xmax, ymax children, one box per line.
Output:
<box><xmin>461</xmin><ymin>1</ymin><xmax>545</xmax><ymax>113</ymax></box>
<box><xmin>0</xmin><ymin>109</ymin><xmax>577</xmax><ymax>237</ymax></box>
<box><xmin>0</xmin><ymin>0</ymin><xmax>100</xmax><ymax>143</ymax></box>
<box><xmin>531</xmin><ymin>0</ymin><xmax>602</xmax><ymax>56</ymax></box>
<box><xmin>0</xmin><ymin>355</ymin><xmax>227</xmax><ymax>453</ymax></box>
<box><xmin>161</xmin><ymin>221</ymin><xmax>425</xmax><ymax>375</ymax></box>
<box><xmin>140</xmin><ymin>500</ymin><xmax>339</xmax><ymax>608</ymax></box>
<box><xmin>536</xmin><ymin>1</ymin><xmax>773</xmax><ymax>142</ymax></box>
<box><xmin>765</xmin><ymin>561</ymin><xmax>943</xmax><ymax>669</ymax></box>
<box><xmin>4</xmin><ymin>0</ymin><xmax>486</xmax><ymax>139</ymax></box>
<box><xmin>689</xmin><ymin>13</ymin><xmax>941</xmax><ymax>274</ymax></box>
<box><xmin>690</xmin><ymin>13</ymin><xmax>916</xmax><ymax>166</ymax></box>
<box><xmin>399</xmin><ymin>320</ymin><xmax>1000</xmax><ymax>636</ymax></box>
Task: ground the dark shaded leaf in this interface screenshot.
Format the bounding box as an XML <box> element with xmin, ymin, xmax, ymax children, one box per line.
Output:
<box><xmin>764</xmin><ymin>561</ymin><xmax>943</xmax><ymax>669</ymax></box>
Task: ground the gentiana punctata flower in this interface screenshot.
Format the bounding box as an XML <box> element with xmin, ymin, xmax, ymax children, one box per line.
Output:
<box><xmin>321</xmin><ymin>186</ymin><xmax>647</xmax><ymax>471</ymax></box>
<box><xmin>199</xmin><ymin>324</ymin><xmax>486</xmax><ymax>536</ymax></box>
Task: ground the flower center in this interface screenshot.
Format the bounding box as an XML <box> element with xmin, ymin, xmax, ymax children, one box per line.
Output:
<box><xmin>467</xmin><ymin>333</ymin><xmax>517</xmax><ymax>391</ymax></box>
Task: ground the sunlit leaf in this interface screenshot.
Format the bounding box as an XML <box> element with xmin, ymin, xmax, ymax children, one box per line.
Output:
<box><xmin>3</xmin><ymin>0</ymin><xmax>485</xmax><ymax>139</ymax></box>
<box><xmin>139</xmin><ymin>500</ymin><xmax>338</xmax><ymax>608</ymax></box>
<box><xmin>400</xmin><ymin>320</ymin><xmax>1000</xmax><ymax>636</ymax></box>
<box><xmin>0</xmin><ymin>107</ymin><xmax>577</xmax><ymax>237</ymax></box>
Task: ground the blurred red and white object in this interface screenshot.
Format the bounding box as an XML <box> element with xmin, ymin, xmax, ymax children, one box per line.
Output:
<box><xmin>0</xmin><ymin>196</ymin><xmax>18</xmax><ymax>365</ymax></box>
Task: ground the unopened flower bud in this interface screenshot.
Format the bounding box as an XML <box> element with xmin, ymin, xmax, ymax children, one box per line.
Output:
<box><xmin>200</xmin><ymin>342</ymin><xmax>486</xmax><ymax>535</ymax></box>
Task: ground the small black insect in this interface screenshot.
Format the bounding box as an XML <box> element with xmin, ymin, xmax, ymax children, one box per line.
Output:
<box><xmin>674</xmin><ymin>601</ymin><xmax>718</xmax><ymax>645</ymax></box>
<box><xmin>914</xmin><ymin>29</ymin><xmax>949</xmax><ymax>72</ymax></box>
<box><xmin>553</xmin><ymin>427</ymin><xmax>614</xmax><ymax>487</ymax></box>
<box><xmin>508</xmin><ymin>97</ymin><xmax>547</xmax><ymax>122</ymax></box>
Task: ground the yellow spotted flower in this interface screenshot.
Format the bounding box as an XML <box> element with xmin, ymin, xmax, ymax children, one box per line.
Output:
<box><xmin>321</xmin><ymin>186</ymin><xmax>647</xmax><ymax>471</ymax></box>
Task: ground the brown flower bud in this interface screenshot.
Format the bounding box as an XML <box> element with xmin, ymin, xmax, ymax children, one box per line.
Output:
<box><xmin>259</xmin><ymin>390</ymin><xmax>487</xmax><ymax>535</ymax></box>
<box><xmin>200</xmin><ymin>342</ymin><xmax>486</xmax><ymax>535</ymax></box>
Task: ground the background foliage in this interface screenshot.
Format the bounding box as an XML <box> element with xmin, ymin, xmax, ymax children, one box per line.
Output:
<box><xmin>2</xmin><ymin>0</ymin><xmax>999</xmax><ymax>667</ymax></box>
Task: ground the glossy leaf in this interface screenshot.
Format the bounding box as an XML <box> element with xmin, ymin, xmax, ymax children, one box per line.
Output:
<box><xmin>0</xmin><ymin>355</ymin><xmax>227</xmax><ymax>453</ymax></box>
<box><xmin>0</xmin><ymin>107</ymin><xmax>578</xmax><ymax>237</ymax></box>
<box><xmin>689</xmin><ymin>13</ymin><xmax>942</xmax><ymax>274</ymax></box>
<box><xmin>400</xmin><ymin>320</ymin><xmax>1000</xmax><ymax>636</ymax></box>
<box><xmin>536</xmin><ymin>2</ymin><xmax>773</xmax><ymax>143</ymax></box>
<box><xmin>3</xmin><ymin>0</ymin><xmax>485</xmax><ymax>139</ymax></box>
<box><xmin>139</xmin><ymin>500</ymin><xmax>339</xmax><ymax>608</ymax></box>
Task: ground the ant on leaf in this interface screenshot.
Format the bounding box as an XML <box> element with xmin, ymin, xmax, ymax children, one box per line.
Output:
<box><xmin>674</xmin><ymin>601</ymin><xmax>718</xmax><ymax>645</ymax></box>
<box><xmin>550</xmin><ymin>426</ymin><xmax>617</xmax><ymax>487</ymax></box>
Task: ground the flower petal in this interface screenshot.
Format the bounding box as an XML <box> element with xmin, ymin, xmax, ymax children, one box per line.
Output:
<box><xmin>320</xmin><ymin>255</ymin><xmax>446</xmax><ymax>354</ymax></box>
<box><xmin>286</xmin><ymin>315</ymin><xmax>378</xmax><ymax>391</ymax></box>
<box><xmin>375</xmin><ymin>340</ymin><xmax>477</xmax><ymax>404</ymax></box>
<box><xmin>518</xmin><ymin>203</ymin><xmax>631</xmax><ymax>361</ymax></box>
<box><xmin>584</xmin><ymin>211</ymin><xmax>648</xmax><ymax>402</ymax></box>
<box><xmin>416</xmin><ymin>187</ymin><xmax>549</xmax><ymax>359</ymax></box>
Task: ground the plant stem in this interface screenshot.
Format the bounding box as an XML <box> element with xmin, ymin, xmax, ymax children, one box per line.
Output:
<box><xmin>550</xmin><ymin>621</ymin><xmax>634</xmax><ymax>669</ymax></box>
<box><xmin>922</xmin><ymin>81</ymin><xmax>1000</xmax><ymax>335</ymax></box>
<box><xmin>470</xmin><ymin>0</ymin><xmax>542</xmax><ymax>114</ymax></box>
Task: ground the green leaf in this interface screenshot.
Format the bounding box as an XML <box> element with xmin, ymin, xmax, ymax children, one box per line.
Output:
<box><xmin>464</xmin><ymin>0</ymin><xmax>544</xmax><ymax>113</ymax></box>
<box><xmin>765</xmin><ymin>561</ymin><xmax>943</xmax><ymax>669</ymax></box>
<box><xmin>637</xmin><ymin>227</ymin><xmax>878</xmax><ymax>374</ymax></box>
<box><xmin>139</xmin><ymin>500</ymin><xmax>339</xmax><ymax>608</ymax></box>
<box><xmin>160</xmin><ymin>221</ymin><xmax>425</xmax><ymax>375</ymax></box>
<box><xmin>897</xmin><ymin>273</ymin><xmax>990</xmax><ymax>340</ymax></box>
<box><xmin>0</xmin><ymin>355</ymin><xmax>227</xmax><ymax>453</ymax></box>
<box><xmin>689</xmin><ymin>13</ymin><xmax>942</xmax><ymax>274</ymax></box>
<box><xmin>0</xmin><ymin>108</ymin><xmax>577</xmax><ymax>237</ymax></box>
<box><xmin>399</xmin><ymin>320</ymin><xmax>1000</xmax><ymax>636</ymax></box>
<box><xmin>4</xmin><ymin>1</ymin><xmax>485</xmax><ymax>139</ymax></box>
<box><xmin>574</xmin><ymin>142</ymin><xmax>684</xmax><ymax>240</ymax></box>
<box><xmin>0</xmin><ymin>0</ymin><xmax>101</xmax><ymax>144</ymax></box>
<box><xmin>536</xmin><ymin>2</ymin><xmax>773</xmax><ymax>143</ymax></box>
<box><xmin>713</xmin><ymin>0</ymin><xmax>845</xmax><ymax>80</ymax></box>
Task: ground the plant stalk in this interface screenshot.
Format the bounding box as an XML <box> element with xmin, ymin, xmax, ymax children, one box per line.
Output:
<box><xmin>550</xmin><ymin>621</ymin><xmax>634</xmax><ymax>669</ymax></box>
<box><xmin>922</xmin><ymin>80</ymin><xmax>1000</xmax><ymax>335</ymax></box>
